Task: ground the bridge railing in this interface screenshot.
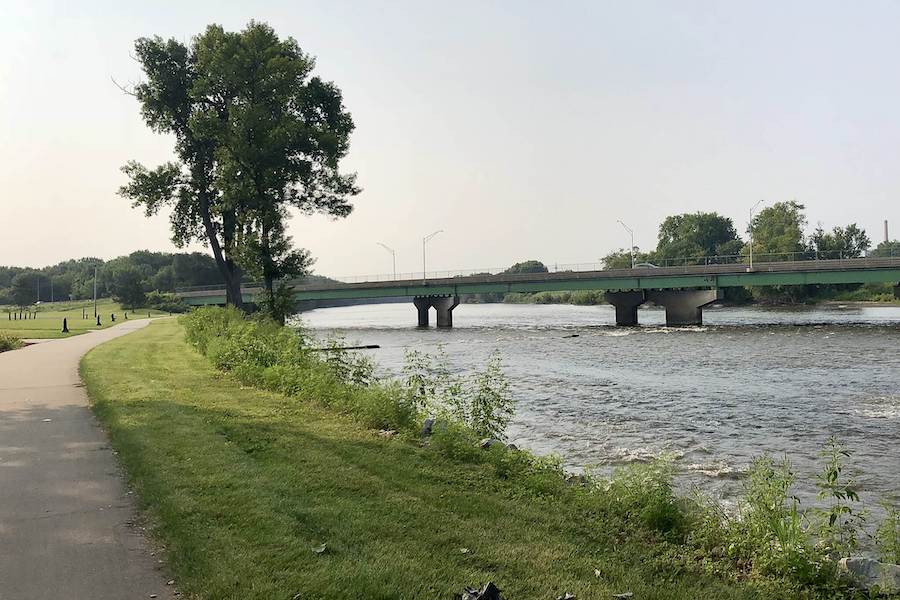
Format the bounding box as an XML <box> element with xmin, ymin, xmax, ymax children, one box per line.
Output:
<box><xmin>175</xmin><ymin>250</ymin><xmax>900</xmax><ymax>293</ymax></box>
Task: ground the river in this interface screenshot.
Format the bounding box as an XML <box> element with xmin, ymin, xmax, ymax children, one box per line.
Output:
<box><xmin>296</xmin><ymin>302</ymin><xmax>900</xmax><ymax>507</ymax></box>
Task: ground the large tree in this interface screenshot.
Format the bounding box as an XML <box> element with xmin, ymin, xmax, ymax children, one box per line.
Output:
<box><xmin>808</xmin><ymin>224</ymin><xmax>870</xmax><ymax>259</ymax></box>
<box><xmin>655</xmin><ymin>212</ymin><xmax>743</xmax><ymax>263</ymax></box>
<box><xmin>121</xmin><ymin>23</ymin><xmax>359</xmax><ymax>317</ymax></box>
<box><xmin>747</xmin><ymin>201</ymin><xmax>806</xmax><ymax>260</ymax></box>
<box><xmin>120</xmin><ymin>34</ymin><xmax>244</xmax><ymax>307</ymax></box>
<box><xmin>194</xmin><ymin>22</ymin><xmax>359</xmax><ymax>319</ymax></box>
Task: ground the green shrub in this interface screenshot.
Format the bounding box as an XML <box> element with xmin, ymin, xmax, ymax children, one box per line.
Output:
<box><xmin>813</xmin><ymin>437</ymin><xmax>867</xmax><ymax>558</ymax></box>
<box><xmin>603</xmin><ymin>458</ymin><xmax>685</xmax><ymax>534</ymax></box>
<box><xmin>402</xmin><ymin>347</ymin><xmax>513</xmax><ymax>440</ymax></box>
<box><xmin>144</xmin><ymin>290</ymin><xmax>189</xmax><ymax>313</ymax></box>
<box><xmin>0</xmin><ymin>332</ymin><xmax>23</xmax><ymax>352</ymax></box>
<box><xmin>875</xmin><ymin>503</ymin><xmax>900</xmax><ymax>564</ymax></box>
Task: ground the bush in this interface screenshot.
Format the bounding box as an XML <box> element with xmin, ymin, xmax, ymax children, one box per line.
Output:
<box><xmin>875</xmin><ymin>503</ymin><xmax>900</xmax><ymax>564</ymax></box>
<box><xmin>182</xmin><ymin>308</ymin><xmax>414</xmax><ymax>434</ymax></box>
<box><xmin>144</xmin><ymin>290</ymin><xmax>189</xmax><ymax>313</ymax></box>
<box><xmin>402</xmin><ymin>347</ymin><xmax>513</xmax><ymax>439</ymax></box>
<box><xmin>0</xmin><ymin>332</ymin><xmax>23</xmax><ymax>352</ymax></box>
<box><xmin>602</xmin><ymin>458</ymin><xmax>685</xmax><ymax>534</ymax></box>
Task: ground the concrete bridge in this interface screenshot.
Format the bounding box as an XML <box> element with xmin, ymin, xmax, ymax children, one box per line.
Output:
<box><xmin>177</xmin><ymin>257</ymin><xmax>900</xmax><ymax>327</ymax></box>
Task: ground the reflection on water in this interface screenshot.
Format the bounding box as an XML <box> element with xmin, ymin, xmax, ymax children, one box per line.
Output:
<box><xmin>295</xmin><ymin>302</ymin><xmax>900</xmax><ymax>504</ymax></box>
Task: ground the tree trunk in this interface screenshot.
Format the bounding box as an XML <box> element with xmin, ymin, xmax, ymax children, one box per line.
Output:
<box><xmin>199</xmin><ymin>193</ymin><xmax>243</xmax><ymax>309</ymax></box>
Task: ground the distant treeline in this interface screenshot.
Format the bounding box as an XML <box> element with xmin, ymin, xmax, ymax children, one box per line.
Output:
<box><xmin>0</xmin><ymin>250</ymin><xmax>339</xmax><ymax>310</ymax></box>
<box><xmin>0</xmin><ymin>251</ymin><xmax>223</xmax><ymax>308</ymax></box>
<box><xmin>467</xmin><ymin>203</ymin><xmax>900</xmax><ymax>305</ymax></box>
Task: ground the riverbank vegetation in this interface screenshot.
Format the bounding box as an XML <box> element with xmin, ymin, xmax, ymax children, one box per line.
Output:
<box><xmin>81</xmin><ymin>309</ymin><xmax>898</xmax><ymax>598</ymax></box>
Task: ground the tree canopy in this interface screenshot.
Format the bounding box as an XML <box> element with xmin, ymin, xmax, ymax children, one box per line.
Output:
<box><xmin>656</xmin><ymin>212</ymin><xmax>743</xmax><ymax>260</ymax></box>
<box><xmin>748</xmin><ymin>201</ymin><xmax>807</xmax><ymax>258</ymax></box>
<box><xmin>120</xmin><ymin>21</ymin><xmax>359</xmax><ymax>321</ymax></box>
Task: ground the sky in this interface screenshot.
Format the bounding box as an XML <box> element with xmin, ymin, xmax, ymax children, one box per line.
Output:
<box><xmin>1</xmin><ymin>0</ymin><xmax>899</xmax><ymax>278</ymax></box>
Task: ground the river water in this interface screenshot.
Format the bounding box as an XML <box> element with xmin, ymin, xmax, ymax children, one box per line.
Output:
<box><xmin>297</xmin><ymin>302</ymin><xmax>900</xmax><ymax>507</ymax></box>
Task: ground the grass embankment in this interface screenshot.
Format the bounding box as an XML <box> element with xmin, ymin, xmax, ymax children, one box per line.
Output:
<box><xmin>82</xmin><ymin>319</ymin><xmax>817</xmax><ymax>599</ymax></box>
<box><xmin>0</xmin><ymin>299</ymin><xmax>170</xmax><ymax>339</ymax></box>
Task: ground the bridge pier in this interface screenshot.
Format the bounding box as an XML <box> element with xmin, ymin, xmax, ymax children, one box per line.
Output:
<box><xmin>604</xmin><ymin>291</ymin><xmax>645</xmax><ymax>326</ymax></box>
<box><xmin>646</xmin><ymin>289</ymin><xmax>723</xmax><ymax>326</ymax></box>
<box><xmin>414</xmin><ymin>295</ymin><xmax>460</xmax><ymax>328</ymax></box>
<box><xmin>414</xmin><ymin>297</ymin><xmax>432</xmax><ymax>327</ymax></box>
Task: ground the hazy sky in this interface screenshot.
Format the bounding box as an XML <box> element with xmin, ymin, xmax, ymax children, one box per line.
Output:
<box><xmin>2</xmin><ymin>1</ymin><xmax>899</xmax><ymax>278</ymax></box>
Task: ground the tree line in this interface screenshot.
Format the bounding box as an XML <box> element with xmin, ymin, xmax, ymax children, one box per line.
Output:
<box><xmin>467</xmin><ymin>204</ymin><xmax>898</xmax><ymax>305</ymax></box>
<box><xmin>601</xmin><ymin>201</ymin><xmax>897</xmax><ymax>270</ymax></box>
<box><xmin>0</xmin><ymin>251</ymin><xmax>221</xmax><ymax>309</ymax></box>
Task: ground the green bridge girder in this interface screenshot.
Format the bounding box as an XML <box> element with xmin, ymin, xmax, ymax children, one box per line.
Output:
<box><xmin>178</xmin><ymin>258</ymin><xmax>900</xmax><ymax>306</ymax></box>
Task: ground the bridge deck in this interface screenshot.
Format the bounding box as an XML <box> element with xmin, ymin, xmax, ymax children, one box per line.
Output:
<box><xmin>177</xmin><ymin>258</ymin><xmax>900</xmax><ymax>305</ymax></box>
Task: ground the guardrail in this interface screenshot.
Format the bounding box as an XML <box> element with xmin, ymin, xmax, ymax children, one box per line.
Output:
<box><xmin>175</xmin><ymin>252</ymin><xmax>900</xmax><ymax>294</ymax></box>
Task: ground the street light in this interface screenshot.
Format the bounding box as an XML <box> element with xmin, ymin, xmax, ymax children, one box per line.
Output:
<box><xmin>376</xmin><ymin>242</ymin><xmax>397</xmax><ymax>279</ymax></box>
<box><xmin>748</xmin><ymin>200</ymin><xmax>764</xmax><ymax>271</ymax></box>
<box><xmin>423</xmin><ymin>230</ymin><xmax>443</xmax><ymax>280</ymax></box>
<box><xmin>616</xmin><ymin>220</ymin><xmax>635</xmax><ymax>268</ymax></box>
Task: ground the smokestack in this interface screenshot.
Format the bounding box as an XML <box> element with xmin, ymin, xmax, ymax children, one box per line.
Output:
<box><xmin>886</xmin><ymin>220</ymin><xmax>890</xmax><ymax>243</ymax></box>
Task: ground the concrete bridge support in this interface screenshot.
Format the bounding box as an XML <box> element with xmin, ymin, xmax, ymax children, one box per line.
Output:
<box><xmin>646</xmin><ymin>289</ymin><xmax>723</xmax><ymax>326</ymax></box>
<box><xmin>414</xmin><ymin>297</ymin><xmax>432</xmax><ymax>327</ymax></box>
<box><xmin>414</xmin><ymin>295</ymin><xmax>460</xmax><ymax>328</ymax></box>
<box><xmin>604</xmin><ymin>291</ymin><xmax>646</xmax><ymax>326</ymax></box>
<box><xmin>433</xmin><ymin>296</ymin><xmax>460</xmax><ymax>328</ymax></box>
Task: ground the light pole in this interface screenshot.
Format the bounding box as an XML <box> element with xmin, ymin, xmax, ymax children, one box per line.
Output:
<box><xmin>616</xmin><ymin>220</ymin><xmax>635</xmax><ymax>268</ymax></box>
<box><xmin>93</xmin><ymin>266</ymin><xmax>98</xmax><ymax>317</ymax></box>
<box><xmin>376</xmin><ymin>242</ymin><xmax>397</xmax><ymax>279</ymax></box>
<box><xmin>748</xmin><ymin>200</ymin><xmax>764</xmax><ymax>271</ymax></box>
<box><xmin>422</xmin><ymin>230</ymin><xmax>443</xmax><ymax>280</ymax></box>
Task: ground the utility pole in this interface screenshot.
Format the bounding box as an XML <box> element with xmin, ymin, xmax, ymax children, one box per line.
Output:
<box><xmin>423</xmin><ymin>230</ymin><xmax>443</xmax><ymax>281</ymax></box>
<box><xmin>93</xmin><ymin>266</ymin><xmax>98</xmax><ymax>317</ymax></box>
<box><xmin>376</xmin><ymin>242</ymin><xmax>397</xmax><ymax>279</ymax></box>
<box><xmin>748</xmin><ymin>200</ymin><xmax>764</xmax><ymax>270</ymax></box>
<box><xmin>616</xmin><ymin>220</ymin><xmax>635</xmax><ymax>268</ymax></box>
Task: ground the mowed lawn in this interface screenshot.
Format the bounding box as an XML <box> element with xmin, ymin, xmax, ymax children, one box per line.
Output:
<box><xmin>82</xmin><ymin>320</ymin><xmax>796</xmax><ymax>600</ymax></box>
<box><xmin>1</xmin><ymin>299</ymin><xmax>169</xmax><ymax>339</ymax></box>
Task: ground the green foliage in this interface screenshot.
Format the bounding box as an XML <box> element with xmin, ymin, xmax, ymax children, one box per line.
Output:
<box><xmin>749</xmin><ymin>201</ymin><xmax>807</xmax><ymax>258</ymax></box>
<box><xmin>656</xmin><ymin>212</ymin><xmax>742</xmax><ymax>261</ymax></box>
<box><xmin>254</xmin><ymin>281</ymin><xmax>301</xmax><ymax>326</ymax></box>
<box><xmin>874</xmin><ymin>503</ymin><xmax>900</xmax><ymax>564</ymax></box>
<box><xmin>504</xmin><ymin>260</ymin><xmax>548</xmax><ymax>274</ymax></box>
<box><xmin>732</xmin><ymin>456</ymin><xmax>821</xmax><ymax>582</ymax></box>
<box><xmin>601</xmin><ymin>248</ymin><xmax>654</xmax><ymax>269</ymax></box>
<box><xmin>602</xmin><ymin>458</ymin><xmax>685</xmax><ymax>534</ymax></box>
<box><xmin>871</xmin><ymin>239</ymin><xmax>900</xmax><ymax>258</ymax></box>
<box><xmin>808</xmin><ymin>224</ymin><xmax>871</xmax><ymax>258</ymax></box>
<box><xmin>182</xmin><ymin>307</ymin><xmax>413</xmax><ymax>432</ymax></box>
<box><xmin>144</xmin><ymin>290</ymin><xmax>189</xmax><ymax>313</ymax></box>
<box><xmin>0</xmin><ymin>332</ymin><xmax>23</xmax><ymax>352</ymax></box>
<box><xmin>105</xmin><ymin>264</ymin><xmax>146</xmax><ymax>309</ymax></box>
<box><xmin>813</xmin><ymin>437</ymin><xmax>867</xmax><ymax>558</ymax></box>
<box><xmin>402</xmin><ymin>347</ymin><xmax>513</xmax><ymax>440</ymax></box>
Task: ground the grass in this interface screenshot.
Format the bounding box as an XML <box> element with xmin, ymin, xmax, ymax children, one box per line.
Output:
<box><xmin>81</xmin><ymin>319</ymin><xmax>821</xmax><ymax>600</ymax></box>
<box><xmin>0</xmin><ymin>299</ymin><xmax>171</xmax><ymax>339</ymax></box>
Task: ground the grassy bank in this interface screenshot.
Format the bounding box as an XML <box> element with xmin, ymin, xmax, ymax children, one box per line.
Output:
<box><xmin>81</xmin><ymin>319</ymin><xmax>832</xmax><ymax>599</ymax></box>
<box><xmin>0</xmin><ymin>299</ymin><xmax>170</xmax><ymax>339</ymax></box>
<box><xmin>85</xmin><ymin>312</ymin><xmax>900</xmax><ymax>598</ymax></box>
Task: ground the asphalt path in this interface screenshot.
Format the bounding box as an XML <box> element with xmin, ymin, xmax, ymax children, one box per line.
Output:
<box><xmin>0</xmin><ymin>319</ymin><xmax>175</xmax><ymax>600</ymax></box>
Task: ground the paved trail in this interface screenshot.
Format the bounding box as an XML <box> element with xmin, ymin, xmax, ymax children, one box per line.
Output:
<box><xmin>0</xmin><ymin>320</ymin><xmax>174</xmax><ymax>600</ymax></box>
